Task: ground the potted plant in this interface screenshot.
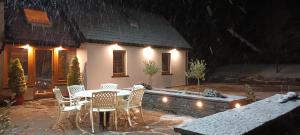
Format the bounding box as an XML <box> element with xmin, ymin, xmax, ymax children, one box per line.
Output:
<box><xmin>143</xmin><ymin>61</ymin><xmax>159</xmax><ymax>89</ymax></box>
<box><xmin>8</xmin><ymin>58</ymin><xmax>27</xmax><ymax>105</ymax></box>
<box><xmin>67</xmin><ymin>56</ymin><xmax>81</xmax><ymax>86</ymax></box>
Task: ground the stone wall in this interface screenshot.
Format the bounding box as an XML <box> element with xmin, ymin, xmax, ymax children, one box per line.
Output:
<box><xmin>142</xmin><ymin>89</ymin><xmax>246</xmax><ymax>118</ymax></box>
<box><xmin>174</xmin><ymin>94</ymin><xmax>300</xmax><ymax>135</ymax></box>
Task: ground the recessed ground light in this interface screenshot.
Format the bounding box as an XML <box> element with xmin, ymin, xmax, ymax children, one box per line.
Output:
<box><xmin>196</xmin><ymin>101</ymin><xmax>203</xmax><ymax>108</ymax></box>
<box><xmin>235</xmin><ymin>103</ymin><xmax>241</xmax><ymax>108</ymax></box>
<box><xmin>162</xmin><ymin>97</ymin><xmax>168</xmax><ymax>103</ymax></box>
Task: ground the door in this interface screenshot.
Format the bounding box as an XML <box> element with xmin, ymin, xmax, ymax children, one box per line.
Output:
<box><xmin>35</xmin><ymin>49</ymin><xmax>53</xmax><ymax>96</ymax></box>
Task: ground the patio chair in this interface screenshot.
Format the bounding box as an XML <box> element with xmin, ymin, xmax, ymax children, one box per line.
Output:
<box><xmin>90</xmin><ymin>91</ymin><xmax>118</xmax><ymax>133</ymax></box>
<box><xmin>100</xmin><ymin>83</ymin><xmax>118</xmax><ymax>90</ymax></box>
<box><xmin>67</xmin><ymin>85</ymin><xmax>90</xmax><ymax>106</ymax></box>
<box><xmin>118</xmin><ymin>88</ymin><xmax>145</xmax><ymax>126</ymax></box>
<box><xmin>53</xmin><ymin>87</ymin><xmax>82</xmax><ymax>128</ymax></box>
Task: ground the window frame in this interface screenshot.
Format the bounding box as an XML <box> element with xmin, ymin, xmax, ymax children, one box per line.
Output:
<box><xmin>162</xmin><ymin>53</ymin><xmax>172</xmax><ymax>75</ymax></box>
<box><xmin>112</xmin><ymin>50</ymin><xmax>128</xmax><ymax>78</ymax></box>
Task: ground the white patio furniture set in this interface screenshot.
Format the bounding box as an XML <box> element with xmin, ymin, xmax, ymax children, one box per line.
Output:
<box><xmin>52</xmin><ymin>83</ymin><xmax>145</xmax><ymax>133</ymax></box>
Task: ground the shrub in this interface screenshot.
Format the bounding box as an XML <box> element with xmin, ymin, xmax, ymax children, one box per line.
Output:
<box><xmin>245</xmin><ymin>84</ymin><xmax>256</xmax><ymax>102</ymax></box>
<box><xmin>0</xmin><ymin>100</ymin><xmax>13</xmax><ymax>134</ymax></box>
<box><xmin>67</xmin><ymin>56</ymin><xmax>81</xmax><ymax>86</ymax></box>
<box><xmin>143</xmin><ymin>61</ymin><xmax>159</xmax><ymax>87</ymax></box>
<box><xmin>8</xmin><ymin>58</ymin><xmax>27</xmax><ymax>97</ymax></box>
<box><xmin>186</xmin><ymin>59</ymin><xmax>206</xmax><ymax>91</ymax></box>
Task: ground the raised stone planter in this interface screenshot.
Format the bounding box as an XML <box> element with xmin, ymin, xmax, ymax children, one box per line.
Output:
<box><xmin>174</xmin><ymin>94</ymin><xmax>300</xmax><ymax>135</ymax></box>
<box><xmin>142</xmin><ymin>88</ymin><xmax>246</xmax><ymax>118</ymax></box>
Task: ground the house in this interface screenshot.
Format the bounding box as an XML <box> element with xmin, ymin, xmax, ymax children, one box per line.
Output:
<box><xmin>0</xmin><ymin>0</ymin><xmax>191</xmax><ymax>96</ymax></box>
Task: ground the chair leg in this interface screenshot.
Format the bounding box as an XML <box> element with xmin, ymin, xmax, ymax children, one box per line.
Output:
<box><xmin>103</xmin><ymin>112</ymin><xmax>106</xmax><ymax>127</ymax></box>
<box><xmin>126</xmin><ymin>110</ymin><xmax>132</xmax><ymax>127</ymax></box>
<box><xmin>114</xmin><ymin>111</ymin><xmax>118</xmax><ymax>130</ymax></box>
<box><xmin>90</xmin><ymin>111</ymin><xmax>94</xmax><ymax>133</ymax></box>
<box><xmin>139</xmin><ymin>107</ymin><xmax>145</xmax><ymax>123</ymax></box>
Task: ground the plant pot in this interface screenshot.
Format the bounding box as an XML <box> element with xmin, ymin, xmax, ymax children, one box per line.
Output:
<box><xmin>14</xmin><ymin>96</ymin><xmax>24</xmax><ymax>105</ymax></box>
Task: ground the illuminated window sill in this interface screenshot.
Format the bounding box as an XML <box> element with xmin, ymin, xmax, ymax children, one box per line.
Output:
<box><xmin>161</xmin><ymin>73</ymin><xmax>173</xmax><ymax>75</ymax></box>
<box><xmin>112</xmin><ymin>75</ymin><xmax>129</xmax><ymax>78</ymax></box>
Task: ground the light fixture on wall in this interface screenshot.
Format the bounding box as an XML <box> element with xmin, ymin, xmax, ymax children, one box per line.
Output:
<box><xmin>170</xmin><ymin>48</ymin><xmax>179</xmax><ymax>60</ymax></box>
<box><xmin>143</xmin><ymin>46</ymin><xmax>154</xmax><ymax>60</ymax></box>
<box><xmin>110</xmin><ymin>43</ymin><xmax>122</xmax><ymax>50</ymax></box>
<box><xmin>162</xmin><ymin>96</ymin><xmax>168</xmax><ymax>103</ymax></box>
<box><xmin>22</xmin><ymin>44</ymin><xmax>31</xmax><ymax>49</ymax></box>
<box><xmin>55</xmin><ymin>46</ymin><xmax>63</xmax><ymax>51</ymax></box>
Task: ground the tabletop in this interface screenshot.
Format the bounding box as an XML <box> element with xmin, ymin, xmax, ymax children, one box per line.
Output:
<box><xmin>75</xmin><ymin>89</ymin><xmax>131</xmax><ymax>98</ymax></box>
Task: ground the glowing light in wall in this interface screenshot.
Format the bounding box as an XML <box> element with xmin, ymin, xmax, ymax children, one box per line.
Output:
<box><xmin>235</xmin><ymin>103</ymin><xmax>241</xmax><ymax>108</ymax></box>
<box><xmin>110</xmin><ymin>44</ymin><xmax>122</xmax><ymax>50</ymax></box>
<box><xmin>196</xmin><ymin>101</ymin><xmax>203</xmax><ymax>108</ymax></box>
<box><xmin>55</xmin><ymin>46</ymin><xmax>63</xmax><ymax>51</ymax></box>
<box><xmin>170</xmin><ymin>48</ymin><xmax>179</xmax><ymax>60</ymax></box>
<box><xmin>143</xmin><ymin>46</ymin><xmax>154</xmax><ymax>60</ymax></box>
<box><xmin>162</xmin><ymin>96</ymin><xmax>168</xmax><ymax>103</ymax></box>
<box><xmin>22</xmin><ymin>44</ymin><xmax>31</xmax><ymax>49</ymax></box>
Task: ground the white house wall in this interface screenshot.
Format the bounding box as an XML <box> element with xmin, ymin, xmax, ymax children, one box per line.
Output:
<box><xmin>77</xmin><ymin>43</ymin><xmax>187</xmax><ymax>89</ymax></box>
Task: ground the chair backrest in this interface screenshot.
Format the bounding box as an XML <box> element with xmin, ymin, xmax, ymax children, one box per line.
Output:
<box><xmin>67</xmin><ymin>85</ymin><xmax>85</xmax><ymax>98</ymax></box>
<box><xmin>91</xmin><ymin>91</ymin><xmax>117</xmax><ymax>110</ymax></box>
<box><xmin>127</xmin><ymin>88</ymin><xmax>145</xmax><ymax>108</ymax></box>
<box><xmin>132</xmin><ymin>85</ymin><xmax>144</xmax><ymax>91</ymax></box>
<box><xmin>53</xmin><ymin>88</ymin><xmax>65</xmax><ymax>108</ymax></box>
<box><xmin>100</xmin><ymin>83</ymin><xmax>118</xmax><ymax>90</ymax></box>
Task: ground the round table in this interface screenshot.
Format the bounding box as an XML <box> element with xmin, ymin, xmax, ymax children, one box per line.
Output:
<box><xmin>75</xmin><ymin>89</ymin><xmax>131</xmax><ymax>98</ymax></box>
<box><xmin>75</xmin><ymin>89</ymin><xmax>131</xmax><ymax>130</ymax></box>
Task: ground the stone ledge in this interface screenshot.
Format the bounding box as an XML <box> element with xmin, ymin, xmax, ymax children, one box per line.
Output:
<box><xmin>174</xmin><ymin>94</ymin><xmax>300</xmax><ymax>135</ymax></box>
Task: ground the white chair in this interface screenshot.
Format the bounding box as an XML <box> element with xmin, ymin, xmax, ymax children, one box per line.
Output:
<box><xmin>67</xmin><ymin>85</ymin><xmax>89</xmax><ymax>106</ymax></box>
<box><xmin>100</xmin><ymin>83</ymin><xmax>118</xmax><ymax>90</ymax></box>
<box><xmin>53</xmin><ymin>87</ymin><xmax>82</xmax><ymax>128</ymax></box>
<box><xmin>118</xmin><ymin>88</ymin><xmax>145</xmax><ymax>126</ymax></box>
<box><xmin>90</xmin><ymin>91</ymin><xmax>118</xmax><ymax>133</ymax></box>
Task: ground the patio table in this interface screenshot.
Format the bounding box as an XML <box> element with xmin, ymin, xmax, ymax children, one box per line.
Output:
<box><xmin>75</xmin><ymin>89</ymin><xmax>131</xmax><ymax>131</ymax></box>
<box><xmin>75</xmin><ymin>89</ymin><xmax>131</xmax><ymax>98</ymax></box>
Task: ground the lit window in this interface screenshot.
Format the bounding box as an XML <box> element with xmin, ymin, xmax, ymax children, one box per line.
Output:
<box><xmin>113</xmin><ymin>50</ymin><xmax>126</xmax><ymax>77</ymax></box>
<box><xmin>24</xmin><ymin>8</ymin><xmax>51</xmax><ymax>26</ymax></box>
<box><xmin>162</xmin><ymin>53</ymin><xmax>171</xmax><ymax>74</ymax></box>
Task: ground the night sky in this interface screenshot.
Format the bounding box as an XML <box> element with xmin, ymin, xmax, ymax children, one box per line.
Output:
<box><xmin>119</xmin><ymin>0</ymin><xmax>300</xmax><ymax>69</ymax></box>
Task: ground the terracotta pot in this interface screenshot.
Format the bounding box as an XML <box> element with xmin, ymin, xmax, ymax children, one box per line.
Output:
<box><xmin>14</xmin><ymin>96</ymin><xmax>24</xmax><ymax>105</ymax></box>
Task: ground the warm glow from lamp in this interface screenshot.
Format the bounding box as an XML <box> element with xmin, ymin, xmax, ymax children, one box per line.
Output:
<box><xmin>143</xmin><ymin>46</ymin><xmax>154</xmax><ymax>60</ymax></box>
<box><xmin>55</xmin><ymin>46</ymin><xmax>63</xmax><ymax>51</ymax></box>
<box><xmin>235</xmin><ymin>103</ymin><xmax>241</xmax><ymax>108</ymax></box>
<box><xmin>170</xmin><ymin>48</ymin><xmax>179</xmax><ymax>60</ymax></box>
<box><xmin>162</xmin><ymin>97</ymin><xmax>168</xmax><ymax>103</ymax></box>
<box><xmin>196</xmin><ymin>101</ymin><xmax>203</xmax><ymax>108</ymax></box>
<box><xmin>22</xmin><ymin>44</ymin><xmax>30</xmax><ymax>49</ymax></box>
<box><xmin>110</xmin><ymin>44</ymin><xmax>122</xmax><ymax>50</ymax></box>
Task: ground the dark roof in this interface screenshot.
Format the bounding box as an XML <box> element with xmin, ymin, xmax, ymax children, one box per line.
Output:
<box><xmin>5</xmin><ymin>1</ymin><xmax>78</xmax><ymax>47</ymax></box>
<box><xmin>63</xmin><ymin>0</ymin><xmax>191</xmax><ymax>49</ymax></box>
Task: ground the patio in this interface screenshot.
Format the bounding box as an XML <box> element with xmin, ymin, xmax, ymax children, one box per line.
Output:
<box><xmin>8</xmin><ymin>98</ymin><xmax>194</xmax><ymax>135</ymax></box>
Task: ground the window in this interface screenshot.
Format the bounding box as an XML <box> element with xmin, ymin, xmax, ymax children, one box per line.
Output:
<box><xmin>57</xmin><ymin>50</ymin><xmax>68</xmax><ymax>80</ymax></box>
<box><xmin>8</xmin><ymin>47</ymin><xmax>28</xmax><ymax>79</ymax></box>
<box><xmin>162</xmin><ymin>53</ymin><xmax>171</xmax><ymax>75</ymax></box>
<box><xmin>24</xmin><ymin>8</ymin><xmax>51</xmax><ymax>26</ymax></box>
<box><xmin>113</xmin><ymin>50</ymin><xmax>126</xmax><ymax>77</ymax></box>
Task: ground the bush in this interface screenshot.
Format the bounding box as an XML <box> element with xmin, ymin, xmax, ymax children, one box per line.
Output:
<box><xmin>245</xmin><ymin>84</ymin><xmax>256</xmax><ymax>102</ymax></box>
<box><xmin>186</xmin><ymin>59</ymin><xmax>206</xmax><ymax>91</ymax></box>
<box><xmin>67</xmin><ymin>56</ymin><xmax>81</xmax><ymax>86</ymax></box>
<box><xmin>0</xmin><ymin>100</ymin><xmax>13</xmax><ymax>134</ymax></box>
<box><xmin>8</xmin><ymin>58</ymin><xmax>27</xmax><ymax>97</ymax></box>
<box><xmin>143</xmin><ymin>61</ymin><xmax>159</xmax><ymax>87</ymax></box>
